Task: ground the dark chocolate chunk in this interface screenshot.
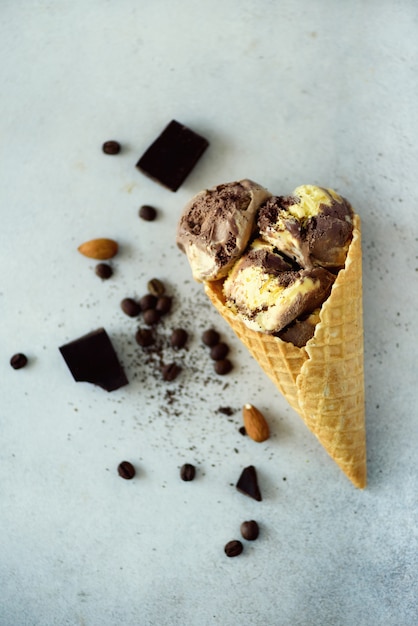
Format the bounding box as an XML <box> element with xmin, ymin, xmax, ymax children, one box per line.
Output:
<box><xmin>95</xmin><ymin>263</ymin><xmax>113</xmax><ymax>279</ymax></box>
<box><xmin>10</xmin><ymin>353</ymin><xmax>28</xmax><ymax>369</ymax></box>
<box><xmin>239</xmin><ymin>426</ymin><xmax>247</xmax><ymax>436</ymax></box>
<box><xmin>240</xmin><ymin>520</ymin><xmax>259</xmax><ymax>541</ymax></box>
<box><xmin>118</xmin><ymin>461</ymin><xmax>136</xmax><ymax>479</ymax></box>
<box><xmin>135</xmin><ymin>328</ymin><xmax>154</xmax><ymax>347</ymax></box>
<box><xmin>224</xmin><ymin>540</ymin><xmax>243</xmax><ymax>557</ymax></box>
<box><xmin>162</xmin><ymin>362</ymin><xmax>181</xmax><ymax>381</ymax></box>
<box><xmin>170</xmin><ymin>328</ymin><xmax>188</xmax><ymax>349</ymax></box>
<box><xmin>217</xmin><ymin>406</ymin><xmax>234</xmax><ymax>416</ymax></box>
<box><xmin>210</xmin><ymin>342</ymin><xmax>229</xmax><ymax>361</ymax></box>
<box><xmin>102</xmin><ymin>140</ymin><xmax>121</xmax><ymax>155</ymax></box>
<box><xmin>214</xmin><ymin>359</ymin><xmax>232</xmax><ymax>375</ymax></box>
<box><xmin>236</xmin><ymin>465</ymin><xmax>262</xmax><ymax>501</ymax></box>
<box><xmin>143</xmin><ymin>308</ymin><xmax>161</xmax><ymax>326</ymax></box>
<box><xmin>156</xmin><ymin>295</ymin><xmax>172</xmax><ymax>315</ymax></box>
<box><xmin>59</xmin><ymin>328</ymin><xmax>128</xmax><ymax>392</ymax></box>
<box><xmin>139</xmin><ymin>205</ymin><xmax>157</xmax><ymax>221</ymax></box>
<box><xmin>136</xmin><ymin>120</ymin><xmax>209</xmax><ymax>192</ymax></box>
<box><xmin>202</xmin><ymin>329</ymin><xmax>220</xmax><ymax>347</ymax></box>
<box><xmin>180</xmin><ymin>463</ymin><xmax>196</xmax><ymax>481</ymax></box>
<box><xmin>120</xmin><ymin>298</ymin><xmax>141</xmax><ymax>317</ymax></box>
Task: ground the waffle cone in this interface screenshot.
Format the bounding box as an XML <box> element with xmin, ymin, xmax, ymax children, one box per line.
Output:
<box><xmin>205</xmin><ymin>215</ymin><xmax>366</xmax><ymax>488</ymax></box>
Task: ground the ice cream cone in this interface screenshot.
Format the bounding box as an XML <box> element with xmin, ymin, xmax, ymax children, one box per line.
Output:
<box><xmin>205</xmin><ymin>215</ymin><xmax>366</xmax><ymax>488</ymax></box>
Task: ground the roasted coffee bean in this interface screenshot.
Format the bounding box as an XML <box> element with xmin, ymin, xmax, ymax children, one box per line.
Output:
<box><xmin>147</xmin><ymin>278</ymin><xmax>166</xmax><ymax>297</ymax></box>
<box><xmin>210</xmin><ymin>342</ymin><xmax>229</xmax><ymax>361</ymax></box>
<box><xmin>10</xmin><ymin>353</ymin><xmax>28</xmax><ymax>369</ymax></box>
<box><xmin>120</xmin><ymin>298</ymin><xmax>141</xmax><ymax>317</ymax></box>
<box><xmin>117</xmin><ymin>461</ymin><xmax>136</xmax><ymax>479</ymax></box>
<box><xmin>202</xmin><ymin>329</ymin><xmax>220</xmax><ymax>347</ymax></box>
<box><xmin>135</xmin><ymin>328</ymin><xmax>154</xmax><ymax>347</ymax></box>
<box><xmin>139</xmin><ymin>294</ymin><xmax>158</xmax><ymax>311</ymax></box>
<box><xmin>143</xmin><ymin>308</ymin><xmax>161</xmax><ymax>326</ymax></box>
<box><xmin>139</xmin><ymin>205</ymin><xmax>157</xmax><ymax>221</ymax></box>
<box><xmin>240</xmin><ymin>520</ymin><xmax>259</xmax><ymax>541</ymax></box>
<box><xmin>180</xmin><ymin>463</ymin><xmax>195</xmax><ymax>481</ymax></box>
<box><xmin>224</xmin><ymin>540</ymin><xmax>243</xmax><ymax>557</ymax></box>
<box><xmin>95</xmin><ymin>263</ymin><xmax>113</xmax><ymax>279</ymax></box>
<box><xmin>162</xmin><ymin>362</ymin><xmax>181</xmax><ymax>381</ymax></box>
<box><xmin>170</xmin><ymin>328</ymin><xmax>188</xmax><ymax>349</ymax></box>
<box><xmin>214</xmin><ymin>359</ymin><xmax>232</xmax><ymax>375</ymax></box>
<box><xmin>102</xmin><ymin>140</ymin><xmax>121</xmax><ymax>155</ymax></box>
<box><xmin>156</xmin><ymin>295</ymin><xmax>172</xmax><ymax>315</ymax></box>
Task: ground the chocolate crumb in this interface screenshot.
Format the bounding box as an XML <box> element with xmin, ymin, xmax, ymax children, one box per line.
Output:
<box><xmin>239</xmin><ymin>426</ymin><xmax>247</xmax><ymax>436</ymax></box>
<box><xmin>217</xmin><ymin>406</ymin><xmax>234</xmax><ymax>416</ymax></box>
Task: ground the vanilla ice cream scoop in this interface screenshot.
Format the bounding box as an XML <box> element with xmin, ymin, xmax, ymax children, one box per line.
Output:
<box><xmin>223</xmin><ymin>239</ymin><xmax>335</xmax><ymax>334</ymax></box>
<box><xmin>257</xmin><ymin>185</ymin><xmax>354</xmax><ymax>269</ymax></box>
<box><xmin>176</xmin><ymin>180</ymin><xmax>271</xmax><ymax>281</ymax></box>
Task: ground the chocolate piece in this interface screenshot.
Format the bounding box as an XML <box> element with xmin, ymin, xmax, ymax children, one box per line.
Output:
<box><xmin>210</xmin><ymin>342</ymin><xmax>229</xmax><ymax>361</ymax></box>
<box><xmin>277</xmin><ymin>310</ymin><xmax>320</xmax><ymax>348</ymax></box>
<box><xmin>147</xmin><ymin>278</ymin><xmax>166</xmax><ymax>296</ymax></box>
<box><xmin>217</xmin><ymin>406</ymin><xmax>234</xmax><ymax>416</ymax></box>
<box><xmin>143</xmin><ymin>308</ymin><xmax>161</xmax><ymax>326</ymax></box>
<box><xmin>118</xmin><ymin>461</ymin><xmax>136</xmax><ymax>479</ymax></box>
<box><xmin>202</xmin><ymin>329</ymin><xmax>220</xmax><ymax>347</ymax></box>
<box><xmin>236</xmin><ymin>465</ymin><xmax>262</xmax><ymax>501</ymax></box>
<box><xmin>102</xmin><ymin>140</ymin><xmax>121</xmax><ymax>155</ymax></box>
<box><xmin>135</xmin><ymin>328</ymin><xmax>154</xmax><ymax>347</ymax></box>
<box><xmin>240</xmin><ymin>520</ymin><xmax>259</xmax><ymax>540</ymax></box>
<box><xmin>155</xmin><ymin>295</ymin><xmax>172</xmax><ymax>315</ymax></box>
<box><xmin>224</xmin><ymin>540</ymin><xmax>243</xmax><ymax>557</ymax></box>
<box><xmin>121</xmin><ymin>298</ymin><xmax>141</xmax><ymax>317</ymax></box>
<box><xmin>214</xmin><ymin>359</ymin><xmax>232</xmax><ymax>375</ymax></box>
<box><xmin>162</xmin><ymin>362</ymin><xmax>181</xmax><ymax>381</ymax></box>
<box><xmin>239</xmin><ymin>426</ymin><xmax>247</xmax><ymax>436</ymax></box>
<box><xmin>170</xmin><ymin>328</ymin><xmax>188</xmax><ymax>349</ymax></box>
<box><xmin>139</xmin><ymin>205</ymin><xmax>157</xmax><ymax>221</ymax></box>
<box><xmin>139</xmin><ymin>294</ymin><xmax>158</xmax><ymax>311</ymax></box>
<box><xmin>180</xmin><ymin>463</ymin><xmax>195</xmax><ymax>481</ymax></box>
<box><xmin>59</xmin><ymin>328</ymin><xmax>128</xmax><ymax>392</ymax></box>
<box><xmin>95</xmin><ymin>263</ymin><xmax>113</xmax><ymax>279</ymax></box>
<box><xmin>136</xmin><ymin>120</ymin><xmax>209</xmax><ymax>192</ymax></box>
<box><xmin>10</xmin><ymin>353</ymin><xmax>28</xmax><ymax>369</ymax></box>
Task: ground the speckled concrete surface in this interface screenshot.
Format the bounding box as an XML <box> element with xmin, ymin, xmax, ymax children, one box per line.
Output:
<box><xmin>1</xmin><ymin>2</ymin><xmax>417</xmax><ymax>625</ymax></box>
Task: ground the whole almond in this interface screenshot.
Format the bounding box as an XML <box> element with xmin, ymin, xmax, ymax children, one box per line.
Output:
<box><xmin>242</xmin><ymin>404</ymin><xmax>270</xmax><ymax>442</ymax></box>
<box><xmin>78</xmin><ymin>238</ymin><xmax>118</xmax><ymax>260</ymax></box>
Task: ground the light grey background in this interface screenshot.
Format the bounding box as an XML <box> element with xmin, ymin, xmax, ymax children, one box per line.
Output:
<box><xmin>1</xmin><ymin>1</ymin><xmax>417</xmax><ymax>625</ymax></box>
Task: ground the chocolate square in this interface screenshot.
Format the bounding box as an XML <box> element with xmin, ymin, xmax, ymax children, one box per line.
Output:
<box><xmin>59</xmin><ymin>328</ymin><xmax>128</xmax><ymax>392</ymax></box>
<box><xmin>136</xmin><ymin>120</ymin><xmax>209</xmax><ymax>191</ymax></box>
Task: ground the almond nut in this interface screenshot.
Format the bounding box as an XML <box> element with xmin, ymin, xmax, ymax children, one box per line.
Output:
<box><xmin>77</xmin><ymin>238</ymin><xmax>118</xmax><ymax>260</ymax></box>
<box><xmin>242</xmin><ymin>404</ymin><xmax>270</xmax><ymax>442</ymax></box>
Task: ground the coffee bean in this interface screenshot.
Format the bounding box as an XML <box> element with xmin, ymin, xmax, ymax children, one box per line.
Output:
<box><xmin>210</xmin><ymin>342</ymin><xmax>229</xmax><ymax>361</ymax></box>
<box><xmin>240</xmin><ymin>520</ymin><xmax>259</xmax><ymax>541</ymax></box>
<box><xmin>139</xmin><ymin>205</ymin><xmax>157</xmax><ymax>221</ymax></box>
<box><xmin>10</xmin><ymin>353</ymin><xmax>28</xmax><ymax>369</ymax></box>
<box><xmin>135</xmin><ymin>328</ymin><xmax>154</xmax><ymax>347</ymax></box>
<box><xmin>156</xmin><ymin>295</ymin><xmax>172</xmax><ymax>315</ymax></box>
<box><xmin>121</xmin><ymin>298</ymin><xmax>141</xmax><ymax>317</ymax></box>
<box><xmin>214</xmin><ymin>359</ymin><xmax>232</xmax><ymax>375</ymax></box>
<box><xmin>202</xmin><ymin>329</ymin><xmax>220</xmax><ymax>347</ymax></box>
<box><xmin>170</xmin><ymin>328</ymin><xmax>188</xmax><ymax>349</ymax></box>
<box><xmin>117</xmin><ymin>461</ymin><xmax>136</xmax><ymax>479</ymax></box>
<box><xmin>143</xmin><ymin>308</ymin><xmax>161</xmax><ymax>326</ymax></box>
<box><xmin>147</xmin><ymin>278</ymin><xmax>166</xmax><ymax>297</ymax></box>
<box><xmin>180</xmin><ymin>463</ymin><xmax>195</xmax><ymax>481</ymax></box>
<box><xmin>224</xmin><ymin>540</ymin><xmax>243</xmax><ymax>557</ymax></box>
<box><xmin>162</xmin><ymin>362</ymin><xmax>181</xmax><ymax>381</ymax></box>
<box><xmin>139</xmin><ymin>294</ymin><xmax>158</xmax><ymax>311</ymax></box>
<box><xmin>95</xmin><ymin>263</ymin><xmax>113</xmax><ymax>279</ymax></box>
<box><xmin>102</xmin><ymin>140</ymin><xmax>121</xmax><ymax>155</ymax></box>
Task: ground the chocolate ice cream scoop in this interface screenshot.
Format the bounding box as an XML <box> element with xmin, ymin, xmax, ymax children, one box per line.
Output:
<box><xmin>176</xmin><ymin>180</ymin><xmax>271</xmax><ymax>281</ymax></box>
<box><xmin>223</xmin><ymin>240</ymin><xmax>335</xmax><ymax>334</ymax></box>
<box><xmin>257</xmin><ymin>185</ymin><xmax>354</xmax><ymax>269</ymax></box>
